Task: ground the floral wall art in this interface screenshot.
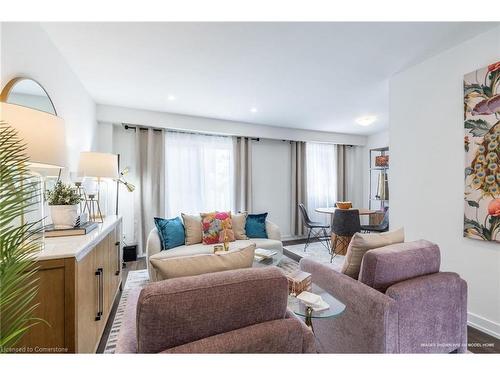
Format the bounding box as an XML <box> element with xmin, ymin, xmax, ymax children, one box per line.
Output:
<box><xmin>464</xmin><ymin>60</ymin><xmax>500</xmax><ymax>242</ymax></box>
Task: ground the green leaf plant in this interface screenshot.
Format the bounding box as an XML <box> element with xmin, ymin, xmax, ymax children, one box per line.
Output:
<box><xmin>0</xmin><ymin>121</ymin><xmax>45</xmax><ymax>352</ymax></box>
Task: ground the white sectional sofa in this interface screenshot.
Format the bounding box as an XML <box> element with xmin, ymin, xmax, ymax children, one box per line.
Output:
<box><xmin>146</xmin><ymin>221</ymin><xmax>283</xmax><ymax>281</ymax></box>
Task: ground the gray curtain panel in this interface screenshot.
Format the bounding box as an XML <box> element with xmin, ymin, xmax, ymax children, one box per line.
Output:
<box><xmin>291</xmin><ymin>141</ymin><xmax>307</xmax><ymax>236</ymax></box>
<box><xmin>135</xmin><ymin>127</ymin><xmax>165</xmax><ymax>255</ymax></box>
<box><xmin>336</xmin><ymin>144</ymin><xmax>347</xmax><ymax>201</ymax></box>
<box><xmin>233</xmin><ymin>137</ymin><xmax>253</xmax><ymax>212</ymax></box>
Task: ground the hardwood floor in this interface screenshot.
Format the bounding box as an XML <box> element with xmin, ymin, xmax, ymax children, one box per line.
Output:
<box><xmin>467</xmin><ymin>326</ymin><xmax>500</xmax><ymax>354</ymax></box>
<box><xmin>97</xmin><ymin>252</ymin><xmax>499</xmax><ymax>354</ymax></box>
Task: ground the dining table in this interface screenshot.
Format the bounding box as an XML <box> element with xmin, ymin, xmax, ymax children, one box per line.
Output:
<box><xmin>315</xmin><ymin>207</ymin><xmax>377</xmax><ymax>256</ymax></box>
<box><xmin>315</xmin><ymin>207</ymin><xmax>376</xmax><ymax>216</ymax></box>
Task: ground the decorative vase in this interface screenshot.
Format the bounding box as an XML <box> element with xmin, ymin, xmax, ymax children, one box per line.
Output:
<box><xmin>50</xmin><ymin>204</ymin><xmax>79</xmax><ymax>229</ymax></box>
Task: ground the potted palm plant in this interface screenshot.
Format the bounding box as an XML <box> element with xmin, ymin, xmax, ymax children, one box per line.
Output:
<box><xmin>0</xmin><ymin>121</ymin><xmax>44</xmax><ymax>351</ymax></box>
<box><xmin>46</xmin><ymin>181</ymin><xmax>82</xmax><ymax>229</ymax></box>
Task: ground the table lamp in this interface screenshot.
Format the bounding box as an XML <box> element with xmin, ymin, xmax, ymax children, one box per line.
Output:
<box><xmin>1</xmin><ymin>102</ymin><xmax>67</xmax><ymax>227</ymax></box>
<box><xmin>78</xmin><ymin>152</ymin><xmax>118</xmax><ymax>222</ymax></box>
<box><xmin>1</xmin><ymin>102</ymin><xmax>66</xmax><ymax>169</ymax></box>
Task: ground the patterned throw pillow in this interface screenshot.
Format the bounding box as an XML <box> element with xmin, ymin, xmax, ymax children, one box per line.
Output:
<box><xmin>200</xmin><ymin>211</ymin><xmax>234</xmax><ymax>245</ymax></box>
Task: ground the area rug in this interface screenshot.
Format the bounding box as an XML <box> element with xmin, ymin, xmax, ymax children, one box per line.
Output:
<box><xmin>103</xmin><ymin>269</ymin><xmax>149</xmax><ymax>353</ymax></box>
<box><xmin>285</xmin><ymin>242</ymin><xmax>345</xmax><ymax>268</ymax></box>
<box><xmin>103</xmin><ymin>257</ymin><xmax>300</xmax><ymax>353</ymax></box>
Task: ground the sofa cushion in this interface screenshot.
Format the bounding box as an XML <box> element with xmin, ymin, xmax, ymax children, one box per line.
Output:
<box><xmin>150</xmin><ymin>244</ymin><xmax>256</xmax><ymax>280</ymax></box>
<box><xmin>181</xmin><ymin>213</ymin><xmax>202</xmax><ymax>245</ymax></box>
<box><xmin>154</xmin><ymin>216</ymin><xmax>185</xmax><ymax>250</ymax></box>
<box><xmin>149</xmin><ymin>239</ymin><xmax>283</xmax><ymax>262</ymax></box>
<box><xmin>246</xmin><ymin>213</ymin><xmax>268</xmax><ymax>238</ymax></box>
<box><xmin>358</xmin><ymin>239</ymin><xmax>441</xmax><ymax>292</ymax></box>
<box><xmin>232</xmin><ymin>212</ymin><xmax>248</xmax><ymax>240</ymax></box>
<box><xmin>341</xmin><ymin>228</ymin><xmax>404</xmax><ymax>279</ymax></box>
<box><xmin>201</xmin><ymin>211</ymin><xmax>233</xmax><ymax>245</ymax></box>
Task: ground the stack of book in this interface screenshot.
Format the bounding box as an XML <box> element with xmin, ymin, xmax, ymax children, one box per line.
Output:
<box><xmin>254</xmin><ymin>248</ymin><xmax>277</xmax><ymax>262</ymax></box>
<box><xmin>44</xmin><ymin>221</ymin><xmax>98</xmax><ymax>238</ymax></box>
<box><xmin>287</xmin><ymin>270</ymin><xmax>312</xmax><ymax>296</ymax></box>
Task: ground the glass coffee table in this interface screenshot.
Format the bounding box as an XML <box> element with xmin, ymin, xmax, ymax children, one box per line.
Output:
<box><xmin>287</xmin><ymin>283</ymin><xmax>345</xmax><ymax>331</ymax></box>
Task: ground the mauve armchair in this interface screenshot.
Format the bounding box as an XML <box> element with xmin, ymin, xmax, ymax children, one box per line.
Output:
<box><xmin>115</xmin><ymin>267</ymin><xmax>316</xmax><ymax>353</ymax></box>
<box><xmin>300</xmin><ymin>240</ymin><xmax>468</xmax><ymax>353</ymax></box>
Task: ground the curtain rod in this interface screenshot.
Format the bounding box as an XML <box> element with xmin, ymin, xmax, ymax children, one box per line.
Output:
<box><xmin>122</xmin><ymin>123</ymin><xmax>353</xmax><ymax>146</ymax></box>
<box><xmin>122</xmin><ymin>123</ymin><xmax>260</xmax><ymax>141</ymax></box>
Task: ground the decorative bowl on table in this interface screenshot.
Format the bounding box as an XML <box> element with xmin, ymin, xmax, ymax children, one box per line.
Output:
<box><xmin>336</xmin><ymin>201</ymin><xmax>352</xmax><ymax>209</ymax></box>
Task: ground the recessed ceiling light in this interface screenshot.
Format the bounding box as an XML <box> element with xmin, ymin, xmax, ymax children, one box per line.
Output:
<box><xmin>250</xmin><ymin>107</ymin><xmax>258</xmax><ymax>113</ymax></box>
<box><xmin>355</xmin><ymin>115</ymin><xmax>377</xmax><ymax>126</ymax></box>
<box><xmin>167</xmin><ymin>95</ymin><xmax>176</xmax><ymax>101</ymax></box>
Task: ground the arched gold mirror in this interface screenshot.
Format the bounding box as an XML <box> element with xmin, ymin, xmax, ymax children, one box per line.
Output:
<box><xmin>1</xmin><ymin>77</ymin><xmax>57</xmax><ymax>115</ymax></box>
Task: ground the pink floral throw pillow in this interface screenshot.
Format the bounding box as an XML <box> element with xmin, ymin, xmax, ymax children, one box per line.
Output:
<box><xmin>200</xmin><ymin>211</ymin><xmax>234</xmax><ymax>245</ymax></box>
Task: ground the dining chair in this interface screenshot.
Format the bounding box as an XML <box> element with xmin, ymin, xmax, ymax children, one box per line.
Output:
<box><xmin>298</xmin><ymin>204</ymin><xmax>331</xmax><ymax>252</ymax></box>
<box><xmin>361</xmin><ymin>207</ymin><xmax>389</xmax><ymax>233</ymax></box>
<box><xmin>331</xmin><ymin>209</ymin><xmax>361</xmax><ymax>261</ymax></box>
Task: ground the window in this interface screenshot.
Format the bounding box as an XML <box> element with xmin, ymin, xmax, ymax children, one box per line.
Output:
<box><xmin>306</xmin><ymin>142</ymin><xmax>338</xmax><ymax>224</ymax></box>
<box><xmin>164</xmin><ymin>131</ymin><xmax>234</xmax><ymax>217</ymax></box>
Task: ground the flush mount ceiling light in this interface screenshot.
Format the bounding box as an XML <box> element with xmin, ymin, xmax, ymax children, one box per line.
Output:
<box><xmin>167</xmin><ymin>95</ymin><xmax>176</xmax><ymax>101</ymax></box>
<box><xmin>355</xmin><ymin>115</ymin><xmax>377</xmax><ymax>126</ymax></box>
<box><xmin>250</xmin><ymin>107</ymin><xmax>258</xmax><ymax>113</ymax></box>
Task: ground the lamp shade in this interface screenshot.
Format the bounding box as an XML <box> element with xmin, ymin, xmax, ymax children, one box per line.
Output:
<box><xmin>1</xmin><ymin>102</ymin><xmax>67</xmax><ymax>168</ymax></box>
<box><xmin>78</xmin><ymin>152</ymin><xmax>118</xmax><ymax>179</ymax></box>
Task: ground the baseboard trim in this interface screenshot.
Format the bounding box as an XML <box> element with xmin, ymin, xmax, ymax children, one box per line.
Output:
<box><xmin>468</xmin><ymin>312</ymin><xmax>500</xmax><ymax>339</ymax></box>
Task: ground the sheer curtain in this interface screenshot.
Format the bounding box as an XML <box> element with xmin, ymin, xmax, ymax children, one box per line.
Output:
<box><xmin>165</xmin><ymin>131</ymin><xmax>234</xmax><ymax>217</ymax></box>
<box><xmin>306</xmin><ymin>142</ymin><xmax>338</xmax><ymax>224</ymax></box>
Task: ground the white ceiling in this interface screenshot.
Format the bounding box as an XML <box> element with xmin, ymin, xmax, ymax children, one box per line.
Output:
<box><xmin>42</xmin><ymin>22</ymin><xmax>498</xmax><ymax>135</ymax></box>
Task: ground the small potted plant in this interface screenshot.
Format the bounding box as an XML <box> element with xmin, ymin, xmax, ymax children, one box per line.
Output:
<box><xmin>46</xmin><ymin>181</ymin><xmax>82</xmax><ymax>229</ymax></box>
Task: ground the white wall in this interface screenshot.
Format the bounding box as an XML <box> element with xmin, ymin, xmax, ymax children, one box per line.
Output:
<box><xmin>1</xmin><ymin>22</ymin><xmax>96</xmax><ymax>172</ymax></box>
<box><xmin>390</xmin><ymin>26</ymin><xmax>500</xmax><ymax>338</ymax></box>
<box><xmin>251</xmin><ymin>139</ymin><xmax>293</xmax><ymax>238</ymax></box>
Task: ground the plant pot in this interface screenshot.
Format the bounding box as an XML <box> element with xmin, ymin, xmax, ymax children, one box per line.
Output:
<box><xmin>50</xmin><ymin>204</ymin><xmax>79</xmax><ymax>229</ymax></box>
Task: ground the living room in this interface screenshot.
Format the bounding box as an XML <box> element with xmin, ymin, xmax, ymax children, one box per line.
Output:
<box><xmin>1</xmin><ymin>1</ymin><xmax>499</xmax><ymax>373</ymax></box>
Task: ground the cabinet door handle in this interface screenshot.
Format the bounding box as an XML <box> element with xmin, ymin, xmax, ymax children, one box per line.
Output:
<box><xmin>115</xmin><ymin>241</ymin><xmax>121</xmax><ymax>276</ymax></box>
<box><xmin>95</xmin><ymin>267</ymin><xmax>103</xmax><ymax>321</ymax></box>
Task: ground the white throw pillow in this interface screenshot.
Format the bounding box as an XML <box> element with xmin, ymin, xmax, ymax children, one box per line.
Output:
<box><xmin>150</xmin><ymin>244</ymin><xmax>256</xmax><ymax>280</ymax></box>
<box><xmin>232</xmin><ymin>212</ymin><xmax>248</xmax><ymax>240</ymax></box>
<box><xmin>341</xmin><ymin>228</ymin><xmax>405</xmax><ymax>279</ymax></box>
<box><xmin>181</xmin><ymin>213</ymin><xmax>202</xmax><ymax>245</ymax></box>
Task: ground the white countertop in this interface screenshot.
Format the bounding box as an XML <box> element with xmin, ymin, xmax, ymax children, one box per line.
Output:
<box><xmin>37</xmin><ymin>215</ymin><xmax>122</xmax><ymax>262</ymax></box>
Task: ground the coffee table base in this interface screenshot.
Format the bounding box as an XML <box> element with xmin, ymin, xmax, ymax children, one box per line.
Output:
<box><xmin>305</xmin><ymin>306</ymin><xmax>314</xmax><ymax>332</ymax></box>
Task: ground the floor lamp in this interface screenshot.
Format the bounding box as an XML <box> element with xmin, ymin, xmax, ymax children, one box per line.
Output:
<box><xmin>78</xmin><ymin>152</ymin><xmax>118</xmax><ymax>223</ymax></box>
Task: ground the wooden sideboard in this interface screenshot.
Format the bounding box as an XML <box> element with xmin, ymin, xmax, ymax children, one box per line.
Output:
<box><xmin>16</xmin><ymin>216</ymin><xmax>122</xmax><ymax>353</ymax></box>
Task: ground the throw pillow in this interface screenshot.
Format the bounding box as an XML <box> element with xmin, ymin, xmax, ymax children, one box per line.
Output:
<box><xmin>181</xmin><ymin>213</ymin><xmax>203</xmax><ymax>245</ymax></box>
<box><xmin>154</xmin><ymin>217</ymin><xmax>186</xmax><ymax>250</ymax></box>
<box><xmin>341</xmin><ymin>227</ymin><xmax>405</xmax><ymax>279</ymax></box>
<box><xmin>150</xmin><ymin>244</ymin><xmax>256</xmax><ymax>280</ymax></box>
<box><xmin>200</xmin><ymin>211</ymin><xmax>233</xmax><ymax>245</ymax></box>
<box><xmin>232</xmin><ymin>212</ymin><xmax>248</xmax><ymax>240</ymax></box>
<box><xmin>246</xmin><ymin>213</ymin><xmax>268</xmax><ymax>238</ymax></box>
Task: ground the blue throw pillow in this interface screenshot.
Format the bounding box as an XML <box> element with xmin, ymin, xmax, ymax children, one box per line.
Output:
<box><xmin>245</xmin><ymin>213</ymin><xmax>268</xmax><ymax>238</ymax></box>
<box><xmin>154</xmin><ymin>217</ymin><xmax>185</xmax><ymax>250</ymax></box>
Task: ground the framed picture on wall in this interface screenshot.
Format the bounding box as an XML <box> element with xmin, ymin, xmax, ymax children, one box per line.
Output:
<box><xmin>463</xmin><ymin>60</ymin><xmax>500</xmax><ymax>242</ymax></box>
